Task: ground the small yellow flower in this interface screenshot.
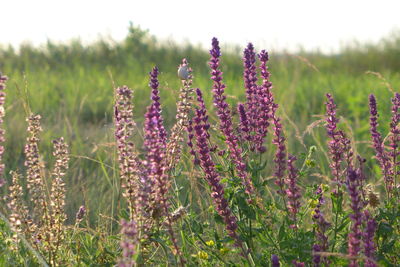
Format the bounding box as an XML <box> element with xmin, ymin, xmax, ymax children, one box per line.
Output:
<box><xmin>198</xmin><ymin>251</ymin><xmax>209</xmax><ymax>260</ymax></box>
<box><xmin>321</xmin><ymin>184</ymin><xmax>329</xmax><ymax>192</ymax></box>
<box><xmin>308</xmin><ymin>199</ymin><xmax>318</xmax><ymax>208</ymax></box>
<box><xmin>206</xmin><ymin>240</ymin><xmax>215</xmax><ymax>247</ymax></box>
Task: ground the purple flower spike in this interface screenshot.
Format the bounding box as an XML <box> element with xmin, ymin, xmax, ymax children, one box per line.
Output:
<box><xmin>285</xmin><ymin>155</ymin><xmax>301</xmax><ymax>224</ymax></box>
<box><xmin>238</xmin><ymin>103</ymin><xmax>251</xmax><ymax>141</ymax></box>
<box><xmin>242</xmin><ymin>43</ymin><xmax>258</xmax><ymax>143</ymax></box>
<box><xmin>209</xmin><ymin>37</ymin><xmax>255</xmax><ymax>198</ymax></box>
<box><xmin>271</xmin><ymin>254</ymin><xmax>280</xmax><ymax>267</ymax></box>
<box><xmin>346</xmin><ymin>167</ymin><xmax>364</xmax><ymax>267</ymax></box>
<box><xmin>187</xmin><ymin>119</ymin><xmax>200</xmax><ymax>165</ymax></box>
<box><xmin>0</xmin><ymin>73</ymin><xmax>7</xmax><ymax>177</ymax></box>
<box><xmin>325</xmin><ymin>93</ymin><xmax>346</xmax><ymax>186</ymax></box>
<box><xmin>312</xmin><ymin>244</ymin><xmax>321</xmax><ymax>267</ymax></box>
<box><xmin>149</xmin><ymin>66</ymin><xmax>167</xmax><ymax>145</ymax></box>
<box><xmin>144</xmin><ymin>70</ymin><xmax>184</xmax><ymax>263</ymax></box>
<box><xmin>192</xmin><ymin>88</ymin><xmax>244</xmax><ymax>252</ymax></box>
<box><xmin>369</xmin><ymin>94</ymin><xmax>393</xmax><ymax>196</ymax></box>
<box><xmin>312</xmin><ymin>186</ymin><xmax>331</xmax><ymax>266</ymax></box>
<box><xmin>363</xmin><ymin>210</ymin><xmax>377</xmax><ymax>267</ymax></box>
<box><xmin>389</xmin><ymin>93</ymin><xmax>400</xmax><ymax>192</ymax></box>
<box><xmin>272</xmin><ymin>106</ymin><xmax>287</xmax><ymax>195</ymax></box>
<box><xmin>253</xmin><ymin>50</ymin><xmax>273</xmax><ymax>153</ymax></box>
<box><xmin>118</xmin><ymin>219</ymin><xmax>138</xmax><ymax>267</ymax></box>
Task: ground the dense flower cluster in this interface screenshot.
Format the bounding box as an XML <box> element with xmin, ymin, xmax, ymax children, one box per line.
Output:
<box><xmin>118</xmin><ymin>219</ymin><xmax>138</xmax><ymax>267</ymax></box>
<box><xmin>49</xmin><ymin>137</ymin><xmax>69</xmax><ymax>262</ymax></box>
<box><xmin>271</xmin><ymin>254</ymin><xmax>280</xmax><ymax>267</ymax></box>
<box><xmin>209</xmin><ymin>37</ymin><xmax>255</xmax><ymax>198</ymax></box>
<box><xmin>272</xmin><ymin>108</ymin><xmax>287</xmax><ymax>195</ymax></box>
<box><xmin>325</xmin><ymin>93</ymin><xmax>347</xmax><ymax>185</ymax></box>
<box><xmin>346</xmin><ymin>167</ymin><xmax>364</xmax><ymax>267</ymax></box>
<box><xmin>254</xmin><ymin>50</ymin><xmax>273</xmax><ymax>153</ymax></box>
<box><xmin>312</xmin><ymin>186</ymin><xmax>331</xmax><ymax>266</ymax></box>
<box><xmin>243</xmin><ymin>43</ymin><xmax>258</xmax><ymax>144</ymax></box>
<box><xmin>238</xmin><ymin>103</ymin><xmax>250</xmax><ymax>141</ymax></box>
<box><xmin>285</xmin><ymin>155</ymin><xmax>301</xmax><ymax>224</ymax></box>
<box><xmin>0</xmin><ymin>73</ymin><xmax>6</xmax><ymax>183</ymax></box>
<box><xmin>114</xmin><ymin>86</ymin><xmax>143</xmax><ymax>220</ymax></box>
<box><xmin>148</xmin><ymin>66</ymin><xmax>167</xmax><ymax>145</ymax></box>
<box><xmin>363</xmin><ymin>210</ymin><xmax>378</xmax><ymax>267</ymax></box>
<box><xmin>144</xmin><ymin>68</ymin><xmax>183</xmax><ymax>263</ymax></box>
<box><xmin>369</xmin><ymin>94</ymin><xmax>393</xmax><ymax>195</ymax></box>
<box><xmin>389</xmin><ymin>93</ymin><xmax>400</xmax><ymax>192</ymax></box>
<box><xmin>191</xmin><ymin>88</ymin><xmax>243</xmax><ymax>249</ymax></box>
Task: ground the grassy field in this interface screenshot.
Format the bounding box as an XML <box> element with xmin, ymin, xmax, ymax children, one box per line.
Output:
<box><xmin>0</xmin><ymin>25</ymin><xmax>400</xmax><ymax>266</ymax></box>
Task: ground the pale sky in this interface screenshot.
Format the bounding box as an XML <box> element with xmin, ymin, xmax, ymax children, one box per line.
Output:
<box><xmin>1</xmin><ymin>0</ymin><xmax>400</xmax><ymax>53</ymax></box>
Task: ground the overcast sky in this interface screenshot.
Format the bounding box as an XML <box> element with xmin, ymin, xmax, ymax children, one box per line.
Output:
<box><xmin>1</xmin><ymin>0</ymin><xmax>400</xmax><ymax>53</ymax></box>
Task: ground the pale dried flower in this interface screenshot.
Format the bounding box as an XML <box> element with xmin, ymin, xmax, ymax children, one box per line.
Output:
<box><xmin>166</xmin><ymin>58</ymin><xmax>194</xmax><ymax>170</ymax></box>
<box><xmin>114</xmin><ymin>86</ymin><xmax>142</xmax><ymax>220</ymax></box>
<box><xmin>25</xmin><ymin>115</ymin><xmax>46</xmax><ymax>217</ymax></box>
<box><xmin>7</xmin><ymin>171</ymin><xmax>36</xmax><ymax>246</ymax></box>
<box><xmin>48</xmin><ymin>137</ymin><xmax>69</xmax><ymax>263</ymax></box>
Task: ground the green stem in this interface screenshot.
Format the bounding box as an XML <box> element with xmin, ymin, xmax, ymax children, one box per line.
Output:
<box><xmin>330</xmin><ymin>189</ymin><xmax>342</xmax><ymax>252</ymax></box>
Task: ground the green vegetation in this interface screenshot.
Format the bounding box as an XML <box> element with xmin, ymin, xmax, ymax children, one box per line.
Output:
<box><xmin>0</xmin><ymin>24</ymin><xmax>399</xmax><ymax>266</ymax></box>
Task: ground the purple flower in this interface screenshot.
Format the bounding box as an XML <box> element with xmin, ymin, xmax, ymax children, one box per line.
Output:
<box><xmin>363</xmin><ymin>210</ymin><xmax>377</xmax><ymax>267</ymax></box>
<box><xmin>209</xmin><ymin>37</ymin><xmax>255</xmax><ymax>198</ymax></box>
<box><xmin>75</xmin><ymin>205</ymin><xmax>86</xmax><ymax>222</ymax></box>
<box><xmin>292</xmin><ymin>260</ymin><xmax>305</xmax><ymax>267</ymax></box>
<box><xmin>389</xmin><ymin>93</ymin><xmax>400</xmax><ymax>192</ymax></box>
<box><xmin>186</xmin><ymin>119</ymin><xmax>199</xmax><ymax>165</ymax></box>
<box><xmin>369</xmin><ymin>94</ymin><xmax>393</xmax><ymax>196</ymax></box>
<box><xmin>191</xmin><ymin>87</ymin><xmax>244</xmax><ymax>251</ymax></box>
<box><xmin>242</xmin><ymin>43</ymin><xmax>258</xmax><ymax>144</ymax></box>
<box><xmin>285</xmin><ymin>155</ymin><xmax>301</xmax><ymax>224</ymax></box>
<box><xmin>149</xmin><ymin>66</ymin><xmax>167</xmax><ymax>145</ymax></box>
<box><xmin>253</xmin><ymin>50</ymin><xmax>273</xmax><ymax>153</ymax></box>
<box><xmin>272</xmin><ymin>107</ymin><xmax>286</xmax><ymax>195</ymax></box>
<box><xmin>312</xmin><ymin>186</ymin><xmax>331</xmax><ymax>266</ymax></box>
<box><xmin>325</xmin><ymin>93</ymin><xmax>347</xmax><ymax>185</ymax></box>
<box><xmin>346</xmin><ymin>167</ymin><xmax>364</xmax><ymax>267</ymax></box>
<box><xmin>312</xmin><ymin>244</ymin><xmax>321</xmax><ymax>267</ymax></box>
<box><xmin>0</xmin><ymin>73</ymin><xmax>7</xmax><ymax>177</ymax></box>
<box><xmin>118</xmin><ymin>219</ymin><xmax>138</xmax><ymax>267</ymax></box>
<box><xmin>144</xmin><ymin>74</ymin><xmax>183</xmax><ymax>262</ymax></box>
<box><xmin>271</xmin><ymin>254</ymin><xmax>280</xmax><ymax>267</ymax></box>
<box><xmin>144</xmin><ymin>68</ymin><xmax>168</xmax><ymax>204</ymax></box>
<box><xmin>238</xmin><ymin>103</ymin><xmax>251</xmax><ymax>141</ymax></box>
<box><xmin>114</xmin><ymin>86</ymin><xmax>147</xmax><ymax>224</ymax></box>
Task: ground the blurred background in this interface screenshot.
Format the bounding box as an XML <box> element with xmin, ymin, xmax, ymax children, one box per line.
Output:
<box><xmin>1</xmin><ymin>0</ymin><xmax>400</xmax><ymax>222</ymax></box>
<box><xmin>2</xmin><ymin>0</ymin><xmax>400</xmax><ymax>53</ymax></box>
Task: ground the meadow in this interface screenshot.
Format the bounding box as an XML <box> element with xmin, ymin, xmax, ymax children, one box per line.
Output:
<box><xmin>0</xmin><ymin>24</ymin><xmax>399</xmax><ymax>266</ymax></box>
